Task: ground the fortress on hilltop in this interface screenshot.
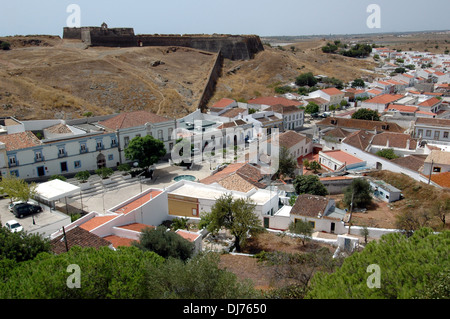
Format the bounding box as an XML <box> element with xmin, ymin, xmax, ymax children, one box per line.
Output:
<box><xmin>63</xmin><ymin>23</ymin><xmax>264</xmax><ymax>60</ymax></box>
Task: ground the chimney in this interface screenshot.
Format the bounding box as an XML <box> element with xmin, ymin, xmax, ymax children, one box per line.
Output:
<box><xmin>386</xmin><ymin>138</ymin><xmax>389</xmax><ymax>148</ymax></box>
<box><xmin>406</xmin><ymin>139</ymin><xmax>410</xmax><ymax>150</ymax></box>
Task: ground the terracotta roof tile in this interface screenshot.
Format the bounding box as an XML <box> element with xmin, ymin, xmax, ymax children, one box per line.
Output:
<box><xmin>320</xmin><ymin>150</ymin><xmax>364</xmax><ymax>165</ymax></box>
<box><xmin>175</xmin><ymin>229</ymin><xmax>201</xmax><ymax>242</ymax></box>
<box><xmin>321</xmin><ymin>88</ymin><xmax>344</xmax><ymax>96</ymax></box>
<box><xmin>248</xmin><ymin>96</ymin><xmax>302</xmax><ymax>107</ymax></box>
<box><xmin>44</xmin><ymin>123</ymin><xmax>72</xmax><ymax>134</ymax></box>
<box><xmin>211</xmin><ymin>98</ymin><xmax>236</xmax><ymax>108</ymax></box>
<box><xmin>363</xmin><ymin>94</ymin><xmax>404</xmax><ymax>105</ymax></box>
<box><xmin>317</xmin><ymin>117</ymin><xmax>404</xmax><ymax>133</ymax></box>
<box><xmin>342</xmin><ymin>130</ymin><xmax>375</xmax><ymax>150</ymax></box>
<box><xmin>103</xmin><ymin>235</ymin><xmax>136</xmax><ymax>248</ymax></box>
<box><xmin>79</xmin><ymin>215</ymin><xmax>118</xmax><ymax>231</ymax></box>
<box><xmin>50</xmin><ymin>226</ymin><xmax>111</xmax><ymax>254</ymax></box>
<box><xmin>390</xmin><ymin>155</ymin><xmax>427</xmax><ymax>172</ymax></box>
<box><xmin>220</xmin><ymin>107</ymin><xmax>247</xmax><ymax>118</ymax></box>
<box><xmin>0</xmin><ymin>131</ymin><xmax>41</xmax><ymax>151</ymax></box>
<box><xmin>371</xmin><ymin>132</ymin><xmax>417</xmax><ymax>150</ymax></box>
<box><xmin>277</xmin><ymin>130</ymin><xmax>307</xmax><ymax>149</ymax></box>
<box><xmin>430</xmin><ymin>172</ymin><xmax>450</xmax><ymax>188</ymax></box>
<box><xmin>264</xmin><ymin>104</ymin><xmax>303</xmax><ymax>114</ymax></box>
<box><xmin>98</xmin><ymin>111</ymin><xmax>171</xmax><ymax>130</ymax></box>
<box><xmin>418</xmin><ymin>97</ymin><xmax>441</xmax><ymax>107</ymax></box>
<box><xmin>415</xmin><ymin>117</ymin><xmax>450</xmax><ymax>127</ymax></box>
<box><xmin>117</xmin><ymin>223</ymin><xmax>155</xmax><ymax>232</ymax></box>
<box><xmin>291</xmin><ymin>194</ymin><xmax>329</xmax><ymax>218</ymax></box>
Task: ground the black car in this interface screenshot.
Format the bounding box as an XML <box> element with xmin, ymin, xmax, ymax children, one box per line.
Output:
<box><xmin>12</xmin><ymin>203</ymin><xmax>43</xmax><ymax>218</ymax></box>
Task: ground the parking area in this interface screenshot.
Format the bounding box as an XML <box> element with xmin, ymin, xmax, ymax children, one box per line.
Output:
<box><xmin>0</xmin><ymin>198</ymin><xmax>70</xmax><ymax>237</ymax></box>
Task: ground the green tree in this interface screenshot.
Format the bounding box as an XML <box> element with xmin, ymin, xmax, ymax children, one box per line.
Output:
<box><xmin>95</xmin><ymin>167</ymin><xmax>114</xmax><ymax>179</ymax></box>
<box><xmin>309</xmin><ymin>160</ymin><xmax>321</xmax><ymax>173</ymax></box>
<box><xmin>306</xmin><ymin>228</ymin><xmax>450</xmax><ymax>299</ymax></box>
<box><xmin>124</xmin><ymin>135</ymin><xmax>166</xmax><ymax>169</ymax></box>
<box><xmin>1</xmin><ymin>41</ymin><xmax>11</xmax><ymax>50</ymax></box>
<box><xmin>171</xmin><ymin>217</ymin><xmax>189</xmax><ymax>231</ymax></box>
<box><xmin>293</xmin><ymin>175</ymin><xmax>328</xmax><ymax>196</ymax></box>
<box><xmin>295</xmin><ymin>72</ymin><xmax>318</xmax><ymax>87</ymax></box>
<box><xmin>75</xmin><ymin>170</ymin><xmax>90</xmax><ymax>183</ymax></box>
<box><xmin>0</xmin><ymin>246</ymin><xmax>164</xmax><ymax>299</ymax></box>
<box><xmin>133</xmin><ymin>226</ymin><xmax>194</xmax><ymax>261</ymax></box>
<box><xmin>0</xmin><ymin>174</ymin><xmax>37</xmax><ymax>203</ymax></box>
<box><xmin>0</xmin><ymin>224</ymin><xmax>50</xmax><ymax>263</ymax></box>
<box><xmin>277</xmin><ymin>146</ymin><xmax>297</xmax><ymax>179</ymax></box>
<box><xmin>201</xmin><ymin>194</ymin><xmax>262</xmax><ymax>252</ymax></box>
<box><xmin>351</xmin><ymin>78</ymin><xmax>365</xmax><ymax>88</ymax></box>
<box><xmin>343</xmin><ymin>178</ymin><xmax>373</xmax><ymax>210</ymax></box>
<box><xmin>305</xmin><ymin>102</ymin><xmax>319</xmax><ymax>114</ymax></box>
<box><xmin>288</xmin><ymin>219</ymin><xmax>313</xmax><ymax>246</ymax></box>
<box><xmin>376</xmin><ymin>148</ymin><xmax>398</xmax><ymax>160</ymax></box>
<box><xmin>147</xmin><ymin>253</ymin><xmax>258</xmax><ymax>299</ymax></box>
<box><xmin>351</xmin><ymin>108</ymin><xmax>380</xmax><ymax>121</ymax></box>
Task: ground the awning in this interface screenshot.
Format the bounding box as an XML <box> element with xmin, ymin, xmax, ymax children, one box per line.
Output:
<box><xmin>35</xmin><ymin>179</ymin><xmax>81</xmax><ymax>202</ymax></box>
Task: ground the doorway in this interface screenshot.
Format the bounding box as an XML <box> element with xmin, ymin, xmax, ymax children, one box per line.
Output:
<box><xmin>330</xmin><ymin>222</ymin><xmax>335</xmax><ymax>233</ymax></box>
<box><xmin>97</xmin><ymin>153</ymin><xmax>106</xmax><ymax>168</ymax></box>
<box><xmin>37</xmin><ymin>166</ymin><xmax>45</xmax><ymax>177</ymax></box>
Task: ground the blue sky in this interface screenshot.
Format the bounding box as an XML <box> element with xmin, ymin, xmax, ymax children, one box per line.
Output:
<box><xmin>1</xmin><ymin>0</ymin><xmax>449</xmax><ymax>37</ymax></box>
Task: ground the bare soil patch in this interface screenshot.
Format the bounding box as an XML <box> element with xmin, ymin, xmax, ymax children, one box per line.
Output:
<box><xmin>218</xmin><ymin>231</ymin><xmax>335</xmax><ymax>290</ymax></box>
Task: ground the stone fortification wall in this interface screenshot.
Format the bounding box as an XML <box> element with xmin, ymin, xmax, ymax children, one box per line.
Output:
<box><xmin>63</xmin><ymin>27</ymin><xmax>264</xmax><ymax>60</ymax></box>
<box><xmin>137</xmin><ymin>34</ymin><xmax>263</xmax><ymax>60</ymax></box>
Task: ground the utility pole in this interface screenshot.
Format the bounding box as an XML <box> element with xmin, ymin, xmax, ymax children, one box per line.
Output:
<box><xmin>62</xmin><ymin>226</ymin><xmax>69</xmax><ymax>252</ymax></box>
<box><xmin>427</xmin><ymin>159</ymin><xmax>434</xmax><ymax>185</ymax></box>
<box><xmin>347</xmin><ymin>190</ymin><xmax>354</xmax><ymax>234</ymax></box>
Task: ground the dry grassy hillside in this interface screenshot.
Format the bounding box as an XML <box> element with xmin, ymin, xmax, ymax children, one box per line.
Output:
<box><xmin>211</xmin><ymin>39</ymin><xmax>378</xmax><ymax>104</ymax></box>
<box><xmin>2</xmin><ymin>32</ymin><xmax>446</xmax><ymax>120</ymax></box>
<box><xmin>0</xmin><ymin>36</ymin><xmax>217</xmax><ymax>120</ymax></box>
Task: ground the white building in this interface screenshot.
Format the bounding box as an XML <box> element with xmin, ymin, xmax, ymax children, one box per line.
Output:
<box><xmin>413</xmin><ymin>118</ymin><xmax>450</xmax><ymax>142</ymax></box>
<box><xmin>97</xmin><ymin>111</ymin><xmax>177</xmax><ymax>163</ymax></box>
<box><xmin>0</xmin><ymin>120</ymin><xmax>120</xmax><ymax>180</ymax></box>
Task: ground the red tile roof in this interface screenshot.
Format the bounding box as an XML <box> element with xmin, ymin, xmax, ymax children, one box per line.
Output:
<box><xmin>371</xmin><ymin>132</ymin><xmax>417</xmax><ymax>150</ymax></box>
<box><xmin>363</xmin><ymin>94</ymin><xmax>404</xmax><ymax>105</ymax></box>
<box><xmin>430</xmin><ymin>172</ymin><xmax>450</xmax><ymax>188</ymax></box>
<box><xmin>113</xmin><ymin>190</ymin><xmax>162</xmax><ymax>214</ymax></box>
<box><xmin>321</xmin><ymin>87</ymin><xmax>344</xmax><ymax>96</ymax></box>
<box><xmin>248</xmin><ymin>96</ymin><xmax>302</xmax><ymax>107</ymax></box>
<box><xmin>117</xmin><ymin>223</ymin><xmax>155</xmax><ymax>232</ymax></box>
<box><xmin>175</xmin><ymin>229</ymin><xmax>201</xmax><ymax>242</ymax></box>
<box><xmin>98</xmin><ymin>111</ymin><xmax>172</xmax><ymax>130</ymax></box>
<box><xmin>418</xmin><ymin>97</ymin><xmax>441</xmax><ymax>107</ymax></box>
<box><xmin>290</xmin><ymin>194</ymin><xmax>329</xmax><ymax>218</ymax></box>
<box><xmin>103</xmin><ymin>235</ymin><xmax>136</xmax><ymax>248</ymax></box>
<box><xmin>211</xmin><ymin>98</ymin><xmax>236</xmax><ymax>108</ymax></box>
<box><xmin>277</xmin><ymin>130</ymin><xmax>308</xmax><ymax>149</ymax></box>
<box><xmin>320</xmin><ymin>150</ymin><xmax>364</xmax><ymax>165</ymax></box>
<box><xmin>0</xmin><ymin>131</ymin><xmax>41</xmax><ymax>151</ymax></box>
<box><xmin>80</xmin><ymin>215</ymin><xmax>117</xmax><ymax>231</ymax></box>
<box><xmin>50</xmin><ymin>226</ymin><xmax>111</xmax><ymax>254</ymax></box>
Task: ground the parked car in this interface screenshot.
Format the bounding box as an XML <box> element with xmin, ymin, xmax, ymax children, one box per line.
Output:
<box><xmin>12</xmin><ymin>203</ymin><xmax>42</xmax><ymax>219</ymax></box>
<box><xmin>8</xmin><ymin>199</ymin><xmax>38</xmax><ymax>212</ymax></box>
<box><xmin>5</xmin><ymin>220</ymin><xmax>23</xmax><ymax>233</ymax></box>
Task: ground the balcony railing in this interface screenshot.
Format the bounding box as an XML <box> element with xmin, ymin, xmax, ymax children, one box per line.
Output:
<box><xmin>80</xmin><ymin>148</ymin><xmax>88</xmax><ymax>154</ymax></box>
<box><xmin>9</xmin><ymin>160</ymin><xmax>18</xmax><ymax>167</ymax></box>
<box><xmin>96</xmin><ymin>145</ymin><xmax>105</xmax><ymax>151</ymax></box>
<box><xmin>34</xmin><ymin>156</ymin><xmax>45</xmax><ymax>163</ymax></box>
<box><xmin>58</xmin><ymin>151</ymin><xmax>67</xmax><ymax>158</ymax></box>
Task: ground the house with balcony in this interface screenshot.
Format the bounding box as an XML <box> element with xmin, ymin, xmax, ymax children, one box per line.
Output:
<box><xmin>0</xmin><ymin>119</ymin><xmax>120</xmax><ymax>180</ymax></box>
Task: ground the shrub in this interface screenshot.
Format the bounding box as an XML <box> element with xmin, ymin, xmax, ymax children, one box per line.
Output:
<box><xmin>95</xmin><ymin>167</ymin><xmax>114</xmax><ymax>179</ymax></box>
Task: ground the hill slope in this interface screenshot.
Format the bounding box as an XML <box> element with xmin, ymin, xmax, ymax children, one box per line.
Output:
<box><xmin>0</xmin><ymin>36</ymin><xmax>379</xmax><ymax>120</ymax></box>
<box><xmin>0</xmin><ymin>36</ymin><xmax>217</xmax><ymax>120</ymax></box>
